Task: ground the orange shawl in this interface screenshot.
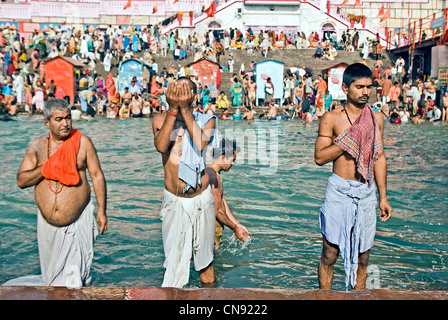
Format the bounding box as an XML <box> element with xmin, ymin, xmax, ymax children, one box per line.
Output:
<box><xmin>42</xmin><ymin>129</ymin><xmax>81</xmax><ymax>186</ymax></box>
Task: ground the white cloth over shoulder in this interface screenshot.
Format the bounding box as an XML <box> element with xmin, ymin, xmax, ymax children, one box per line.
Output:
<box><xmin>178</xmin><ymin>112</ymin><xmax>219</xmax><ymax>193</ymax></box>
<box><xmin>3</xmin><ymin>201</ymin><xmax>98</xmax><ymax>288</ymax></box>
<box><xmin>319</xmin><ymin>173</ymin><xmax>377</xmax><ymax>290</ymax></box>
<box><xmin>160</xmin><ymin>186</ymin><xmax>215</xmax><ymax>288</ymax></box>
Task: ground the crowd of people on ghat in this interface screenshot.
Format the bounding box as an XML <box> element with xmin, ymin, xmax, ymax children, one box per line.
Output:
<box><xmin>366</xmin><ymin>55</ymin><xmax>447</xmax><ymax>125</ymax></box>
<box><xmin>0</xmin><ymin>23</ymin><xmax>446</xmax><ymax>124</ymax></box>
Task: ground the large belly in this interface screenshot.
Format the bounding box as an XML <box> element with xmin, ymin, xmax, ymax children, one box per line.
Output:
<box><xmin>34</xmin><ymin>178</ymin><xmax>91</xmax><ymax>226</ymax></box>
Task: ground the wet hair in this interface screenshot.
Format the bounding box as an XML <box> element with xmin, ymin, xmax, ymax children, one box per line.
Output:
<box><xmin>342</xmin><ymin>63</ymin><xmax>373</xmax><ymax>88</ymax></box>
<box><xmin>212</xmin><ymin>138</ymin><xmax>240</xmax><ymax>160</ymax></box>
<box><xmin>43</xmin><ymin>98</ymin><xmax>70</xmax><ymax>120</ymax></box>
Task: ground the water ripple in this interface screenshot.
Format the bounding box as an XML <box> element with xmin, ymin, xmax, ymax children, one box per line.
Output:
<box><xmin>0</xmin><ymin>116</ymin><xmax>447</xmax><ymax>290</ymax></box>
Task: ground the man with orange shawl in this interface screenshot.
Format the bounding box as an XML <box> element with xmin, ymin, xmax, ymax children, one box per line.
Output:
<box><xmin>105</xmin><ymin>73</ymin><xmax>116</xmax><ymax>101</ymax></box>
<box><xmin>314</xmin><ymin>63</ymin><xmax>392</xmax><ymax>291</ymax></box>
<box><xmin>315</xmin><ymin>74</ymin><xmax>327</xmax><ymax>116</ymax></box>
<box><xmin>5</xmin><ymin>99</ymin><xmax>107</xmax><ymax>288</ymax></box>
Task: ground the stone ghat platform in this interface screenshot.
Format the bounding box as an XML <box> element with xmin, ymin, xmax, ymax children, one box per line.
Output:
<box><xmin>1</xmin><ymin>286</ymin><xmax>447</xmax><ymax>300</ymax></box>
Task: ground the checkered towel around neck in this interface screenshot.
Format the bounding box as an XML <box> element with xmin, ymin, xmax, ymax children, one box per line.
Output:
<box><xmin>334</xmin><ymin>105</ymin><xmax>382</xmax><ymax>186</ymax></box>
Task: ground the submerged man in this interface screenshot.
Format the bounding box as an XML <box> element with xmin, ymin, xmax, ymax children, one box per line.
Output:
<box><xmin>314</xmin><ymin>63</ymin><xmax>392</xmax><ymax>291</ymax></box>
<box><xmin>7</xmin><ymin>98</ymin><xmax>107</xmax><ymax>288</ymax></box>
<box><xmin>206</xmin><ymin>138</ymin><xmax>251</xmax><ymax>250</ymax></box>
<box><xmin>152</xmin><ymin>77</ymin><xmax>219</xmax><ymax>288</ymax></box>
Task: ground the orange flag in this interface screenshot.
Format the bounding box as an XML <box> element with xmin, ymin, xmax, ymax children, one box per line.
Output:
<box><xmin>380</xmin><ymin>6</ymin><xmax>391</xmax><ymax>22</ymax></box>
<box><xmin>153</xmin><ymin>2</ymin><xmax>158</xmax><ymax>13</ymax></box>
<box><xmin>376</xmin><ymin>4</ymin><xmax>384</xmax><ymax>18</ymax></box>
<box><xmin>174</xmin><ymin>0</ymin><xmax>179</xmax><ymax>3</ymax></box>
<box><xmin>340</xmin><ymin>0</ymin><xmax>349</xmax><ymax>5</ymax></box>
<box><xmin>204</xmin><ymin>0</ymin><xmax>217</xmax><ymax>17</ymax></box>
<box><xmin>354</xmin><ymin>0</ymin><xmax>360</xmax><ymax>8</ymax></box>
<box><xmin>123</xmin><ymin>0</ymin><xmax>131</xmax><ymax>10</ymax></box>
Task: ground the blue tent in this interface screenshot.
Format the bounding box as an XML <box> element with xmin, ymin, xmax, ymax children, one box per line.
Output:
<box><xmin>254</xmin><ymin>59</ymin><xmax>285</xmax><ymax>106</ymax></box>
<box><xmin>118</xmin><ymin>58</ymin><xmax>153</xmax><ymax>95</ymax></box>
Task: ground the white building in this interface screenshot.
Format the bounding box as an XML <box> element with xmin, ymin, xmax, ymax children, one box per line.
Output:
<box><xmin>165</xmin><ymin>0</ymin><xmax>383</xmax><ymax>45</ymax></box>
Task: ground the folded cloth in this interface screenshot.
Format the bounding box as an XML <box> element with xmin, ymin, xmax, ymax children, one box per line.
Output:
<box><xmin>334</xmin><ymin>105</ymin><xmax>382</xmax><ymax>186</ymax></box>
<box><xmin>179</xmin><ymin>112</ymin><xmax>219</xmax><ymax>193</ymax></box>
<box><xmin>320</xmin><ymin>173</ymin><xmax>377</xmax><ymax>290</ymax></box>
<box><xmin>42</xmin><ymin>129</ymin><xmax>81</xmax><ymax>186</ymax></box>
<box><xmin>160</xmin><ymin>186</ymin><xmax>215</xmax><ymax>288</ymax></box>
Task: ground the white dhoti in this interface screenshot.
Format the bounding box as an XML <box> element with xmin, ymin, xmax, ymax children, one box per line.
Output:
<box><xmin>160</xmin><ymin>186</ymin><xmax>215</xmax><ymax>288</ymax></box>
<box><xmin>3</xmin><ymin>201</ymin><xmax>98</xmax><ymax>288</ymax></box>
<box><xmin>16</xmin><ymin>87</ymin><xmax>24</xmax><ymax>104</ymax></box>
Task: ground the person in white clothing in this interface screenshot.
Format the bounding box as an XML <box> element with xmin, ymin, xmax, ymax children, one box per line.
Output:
<box><xmin>103</xmin><ymin>49</ymin><xmax>113</xmax><ymax>72</ymax></box>
<box><xmin>361</xmin><ymin>38</ymin><xmax>370</xmax><ymax>60</ymax></box>
<box><xmin>228</xmin><ymin>56</ymin><xmax>234</xmax><ymax>73</ymax></box>
<box><xmin>4</xmin><ymin>99</ymin><xmax>107</xmax><ymax>288</ymax></box>
<box><xmin>152</xmin><ymin>78</ymin><xmax>219</xmax><ymax>288</ymax></box>
<box><xmin>80</xmin><ymin>35</ymin><xmax>89</xmax><ymax>58</ymax></box>
<box><xmin>12</xmin><ymin>71</ymin><xmax>24</xmax><ymax>108</ymax></box>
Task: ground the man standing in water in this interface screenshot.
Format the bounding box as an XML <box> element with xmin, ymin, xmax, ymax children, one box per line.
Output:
<box><xmin>247</xmin><ymin>77</ymin><xmax>257</xmax><ymax>110</ymax></box>
<box><xmin>9</xmin><ymin>98</ymin><xmax>107</xmax><ymax>288</ymax></box>
<box><xmin>314</xmin><ymin>63</ymin><xmax>392</xmax><ymax>290</ymax></box>
<box><xmin>152</xmin><ymin>77</ymin><xmax>219</xmax><ymax>288</ymax></box>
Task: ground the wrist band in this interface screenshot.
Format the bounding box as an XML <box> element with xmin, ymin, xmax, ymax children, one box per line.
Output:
<box><xmin>167</xmin><ymin>110</ymin><xmax>178</xmax><ymax>117</ymax></box>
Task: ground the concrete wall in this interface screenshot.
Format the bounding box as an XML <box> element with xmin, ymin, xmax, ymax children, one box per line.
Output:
<box><xmin>431</xmin><ymin>45</ymin><xmax>448</xmax><ymax>78</ymax></box>
<box><xmin>242</xmin><ymin>4</ymin><xmax>301</xmax><ymax>30</ymax></box>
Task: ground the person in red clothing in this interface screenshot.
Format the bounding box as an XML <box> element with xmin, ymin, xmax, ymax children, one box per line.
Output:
<box><xmin>388</xmin><ymin>81</ymin><xmax>401</xmax><ymax>109</ymax></box>
<box><xmin>425</xmin><ymin>96</ymin><xmax>435</xmax><ymax>113</ymax></box>
<box><xmin>373</xmin><ymin>66</ymin><xmax>381</xmax><ymax>79</ymax></box>
<box><xmin>381</xmin><ymin>76</ymin><xmax>393</xmax><ymax>105</ymax></box>
<box><xmin>55</xmin><ymin>86</ymin><xmax>65</xmax><ymax>100</ymax></box>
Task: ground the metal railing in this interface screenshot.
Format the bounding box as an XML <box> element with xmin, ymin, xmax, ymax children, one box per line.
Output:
<box><xmin>386</xmin><ymin>8</ymin><xmax>448</xmax><ymax>50</ymax></box>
